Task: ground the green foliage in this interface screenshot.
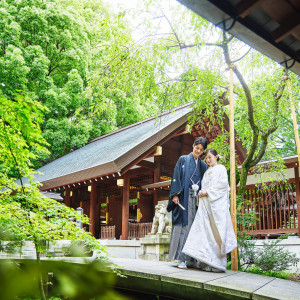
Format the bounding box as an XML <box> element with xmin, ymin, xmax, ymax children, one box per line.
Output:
<box><xmin>0</xmin><ymin>0</ymin><xmax>157</xmax><ymax>167</ymax></box>
<box><xmin>0</xmin><ymin>93</ymin><xmax>48</xmax><ymax>178</ymax></box>
<box><xmin>238</xmin><ymin>234</ymin><xmax>300</xmax><ymax>273</ymax></box>
<box><xmin>245</xmin><ymin>267</ymin><xmax>290</xmax><ymax>279</ymax></box>
<box><xmin>0</xmin><ymin>259</ymin><xmax>126</xmax><ymax>300</ymax></box>
<box><xmin>0</xmin><ymin>87</ymin><xmax>109</xmax><ymax>299</ymax></box>
<box><xmin>0</xmin><ymin>183</ymin><xmax>103</xmax><ymax>255</ymax></box>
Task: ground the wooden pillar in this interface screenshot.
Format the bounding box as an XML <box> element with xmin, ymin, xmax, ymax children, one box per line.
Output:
<box><xmin>89</xmin><ymin>181</ymin><xmax>97</xmax><ymax>237</ymax></box>
<box><xmin>229</xmin><ymin>66</ymin><xmax>238</xmax><ymax>271</ymax></box>
<box><xmin>153</xmin><ymin>156</ymin><xmax>161</xmax><ymax>211</ymax></box>
<box><xmin>286</xmin><ymin>76</ymin><xmax>300</xmax><ymax>169</ymax></box>
<box><xmin>64</xmin><ymin>187</ymin><xmax>71</xmax><ymax>207</ymax></box>
<box><xmin>180</xmin><ymin>134</ymin><xmax>186</xmax><ymax>155</ymax></box>
<box><xmin>95</xmin><ymin>195</ymin><xmax>101</xmax><ymax>239</ymax></box>
<box><xmin>286</xmin><ymin>74</ymin><xmax>300</xmax><ymax>238</ymax></box>
<box><xmin>294</xmin><ymin>166</ymin><xmax>300</xmax><ymax>238</ymax></box>
<box><xmin>122</xmin><ymin>172</ymin><xmax>130</xmax><ymax>240</ymax></box>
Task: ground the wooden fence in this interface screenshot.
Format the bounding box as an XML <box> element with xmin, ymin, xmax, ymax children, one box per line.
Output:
<box><xmin>241</xmin><ymin>183</ymin><xmax>298</xmax><ymax>237</ymax></box>
<box><xmin>100</xmin><ymin>225</ymin><xmax>115</xmax><ymax>239</ymax></box>
<box><xmin>100</xmin><ymin>223</ymin><xmax>153</xmax><ymax>240</ymax></box>
<box><xmin>128</xmin><ymin>222</ymin><xmax>152</xmax><ymax>240</ymax></box>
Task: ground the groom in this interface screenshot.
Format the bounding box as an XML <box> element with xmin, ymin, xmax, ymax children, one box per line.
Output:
<box><xmin>167</xmin><ymin>137</ymin><xmax>207</xmax><ymax>269</ymax></box>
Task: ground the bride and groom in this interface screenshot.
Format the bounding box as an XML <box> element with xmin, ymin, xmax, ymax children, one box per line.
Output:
<box><xmin>167</xmin><ymin>137</ymin><xmax>237</xmax><ymax>272</ymax></box>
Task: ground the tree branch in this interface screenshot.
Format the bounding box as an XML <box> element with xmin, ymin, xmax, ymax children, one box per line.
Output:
<box><xmin>167</xmin><ymin>42</ymin><xmax>222</xmax><ymax>49</ymax></box>
<box><xmin>160</xmin><ymin>10</ymin><xmax>182</xmax><ymax>48</ymax></box>
<box><xmin>220</xmin><ymin>30</ymin><xmax>259</xmax><ymax>167</ymax></box>
<box><xmin>251</xmin><ymin>76</ymin><xmax>286</xmax><ymax>165</ymax></box>
<box><xmin>231</xmin><ymin>47</ymin><xmax>251</xmax><ymax>63</ymax></box>
<box><xmin>264</xmin><ymin>76</ymin><xmax>286</xmax><ymax>136</ymax></box>
<box><xmin>251</xmin><ymin>135</ymin><xmax>269</xmax><ymax>166</ymax></box>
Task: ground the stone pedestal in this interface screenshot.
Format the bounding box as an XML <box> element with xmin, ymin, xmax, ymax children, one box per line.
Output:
<box><xmin>138</xmin><ymin>234</ymin><xmax>170</xmax><ymax>261</ymax></box>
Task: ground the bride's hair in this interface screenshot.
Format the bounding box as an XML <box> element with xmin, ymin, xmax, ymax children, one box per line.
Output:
<box><xmin>205</xmin><ymin>148</ymin><xmax>219</xmax><ymax>161</ymax></box>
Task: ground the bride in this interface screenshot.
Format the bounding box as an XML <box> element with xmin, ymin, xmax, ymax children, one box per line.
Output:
<box><xmin>182</xmin><ymin>148</ymin><xmax>237</xmax><ymax>272</ymax></box>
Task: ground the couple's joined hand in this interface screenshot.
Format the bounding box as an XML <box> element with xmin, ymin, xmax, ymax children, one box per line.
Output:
<box><xmin>198</xmin><ymin>190</ymin><xmax>207</xmax><ymax>198</ymax></box>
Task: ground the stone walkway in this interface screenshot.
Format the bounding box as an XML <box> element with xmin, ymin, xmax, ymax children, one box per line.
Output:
<box><xmin>110</xmin><ymin>258</ymin><xmax>300</xmax><ymax>300</ymax></box>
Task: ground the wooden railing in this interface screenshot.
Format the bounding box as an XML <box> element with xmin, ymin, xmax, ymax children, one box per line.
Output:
<box><xmin>241</xmin><ymin>184</ymin><xmax>298</xmax><ymax>237</ymax></box>
<box><xmin>100</xmin><ymin>225</ymin><xmax>115</xmax><ymax>239</ymax></box>
<box><xmin>100</xmin><ymin>223</ymin><xmax>153</xmax><ymax>240</ymax></box>
<box><xmin>128</xmin><ymin>222</ymin><xmax>152</xmax><ymax>240</ymax></box>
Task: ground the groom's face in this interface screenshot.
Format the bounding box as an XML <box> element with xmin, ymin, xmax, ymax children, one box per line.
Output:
<box><xmin>192</xmin><ymin>143</ymin><xmax>204</xmax><ymax>159</ymax></box>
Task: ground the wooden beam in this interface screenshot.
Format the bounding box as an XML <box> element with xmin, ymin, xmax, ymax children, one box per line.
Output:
<box><xmin>159</xmin><ymin>197</ymin><xmax>169</xmax><ymax>201</ymax></box>
<box><xmin>136</xmin><ymin>160</ymin><xmax>155</xmax><ymax>169</ymax></box>
<box><xmin>173</xmin><ymin>131</ymin><xmax>189</xmax><ymax>137</ymax></box>
<box><xmin>294</xmin><ymin>166</ymin><xmax>300</xmax><ymax>238</ymax></box>
<box><xmin>121</xmin><ymin>124</ymin><xmax>186</xmax><ymax>174</ymax></box>
<box><xmin>173</xmin><ymin>124</ymin><xmax>190</xmax><ymax>137</ymax></box>
<box><xmin>89</xmin><ymin>181</ymin><xmax>97</xmax><ymax>237</ymax></box>
<box><xmin>129</xmin><ymin>167</ymin><xmax>153</xmax><ymax>177</ymax></box>
<box><xmin>164</xmin><ymin>138</ymin><xmax>182</xmax><ymax>150</ymax></box>
<box><xmin>64</xmin><ymin>187</ymin><xmax>70</xmax><ymax>207</ymax></box>
<box><xmin>246</xmin><ymin>228</ymin><xmax>298</xmax><ymax>235</ymax></box>
<box><xmin>235</xmin><ymin>0</ymin><xmax>265</xmax><ymax>18</ymax></box>
<box><xmin>122</xmin><ymin>172</ymin><xmax>130</xmax><ymax>240</ymax></box>
<box><xmin>272</xmin><ymin>15</ymin><xmax>300</xmax><ymax>43</ymax></box>
<box><xmin>121</xmin><ymin>147</ymin><xmax>157</xmax><ymax>175</ymax></box>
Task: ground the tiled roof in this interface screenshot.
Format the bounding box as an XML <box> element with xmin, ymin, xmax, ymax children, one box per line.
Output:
<box><xmin>32</xmin><ymin>104</ymin><xmax>191</xmax><ymax>189</ymax></box>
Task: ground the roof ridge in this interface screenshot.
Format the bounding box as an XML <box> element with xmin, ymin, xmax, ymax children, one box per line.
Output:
<box><xmin>88</xmin><ymin>102</ymin><xmax>191</xmax><ymax>144</ymax></box>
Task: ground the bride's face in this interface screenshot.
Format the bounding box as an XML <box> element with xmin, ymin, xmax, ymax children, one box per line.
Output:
<box><xmin>205</xmin><ymin>152</ymin><xmax>218</xmax><ymax>167</ymax></box>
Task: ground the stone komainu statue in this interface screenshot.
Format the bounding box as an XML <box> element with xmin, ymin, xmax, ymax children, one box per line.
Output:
<box><xmin>150</xmin><ymin>204</ymin><xmax>172</xmax><ymax>235</ymax></box>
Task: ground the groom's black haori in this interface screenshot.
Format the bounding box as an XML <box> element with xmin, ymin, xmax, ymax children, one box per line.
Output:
<box><xmin>167</xmin><ymin>137</ymin><xmax>207</xmax><ymax>264</ymax></box>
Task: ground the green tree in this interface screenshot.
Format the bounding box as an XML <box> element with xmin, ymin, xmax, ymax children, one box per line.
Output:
<box><xmin>0</xmin><ymin>92</ymin><xmax>107</xmax><ymax>299</ymax></box>
<box><xmin>0</xmin><ymin>0</ymin><xmax>155</xmax><ymax>168</ymax></box>
<box><xmin>103</xmin><ymin>0</ymin><xmax>297</xmax><ymax>200</ymax></box>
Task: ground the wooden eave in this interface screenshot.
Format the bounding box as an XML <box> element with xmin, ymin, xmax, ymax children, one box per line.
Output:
<box><xmin>142</xmin><ymin>180</ymin><xmax>171</xmax><ymax>190</ymax></box>
<box><xmin>40</xmin><ymin>112</ymin><xmax>189</xmax><ymax>190</ymax></box>
<box><xmin>178</xmin><ymin>0</ymin><xmax>300</xmax><ymax>75</ymax></box>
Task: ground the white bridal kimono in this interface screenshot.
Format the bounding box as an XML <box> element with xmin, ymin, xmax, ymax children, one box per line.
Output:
<box><xmin>182</xmin><ymin>164</ymin><xmax>237</xmax><ymax>272</ymax></box>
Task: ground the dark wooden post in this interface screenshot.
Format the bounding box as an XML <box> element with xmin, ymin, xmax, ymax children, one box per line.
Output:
<box><xmin>122</xmin><ymin>172</ymin><xmax>130</xmax><ymax>240</ymax></box>
<box><xmin>64</xmin><ymin>187</ymin><xmax>71</xmax><ymax>207</ymax></box>
<box><xmin>180</xmin><ymin>134</ymin><xmax>186</xmax><ymax>155</ymax></box>
<box><xmin>153</xmin><ymin>156</ymin><xmax>161</xmax><ymax>211</ymax></box>
<box><xmin>89</xmin><ymin>181</ymin><xmax>97</xmax><ymax>237</ymax></box>
<box><xmin>294</xmin><ymin>166</ymin><xmax>300</xmax><ymax>238</ymax></box>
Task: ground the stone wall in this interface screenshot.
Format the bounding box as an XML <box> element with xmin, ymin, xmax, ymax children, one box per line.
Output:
<box><xmin>0</xmin><ymin>239</ymin><xmax>141</xmax><ymax>260</ymax></box>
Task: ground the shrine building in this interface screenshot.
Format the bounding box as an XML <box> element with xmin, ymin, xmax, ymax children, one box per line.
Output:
<box><xmin>31</xmin><ymin>103</ymin><xmax>246</xmax><ymax>239</ymax></box>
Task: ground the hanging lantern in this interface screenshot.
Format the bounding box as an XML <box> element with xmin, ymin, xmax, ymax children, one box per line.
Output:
<box><xmin>117</xmin><ymin>179</ymin><xmax>124</xmax><ymax>186</ymax></box>
<box><xmin>154</xmin><ymin>146</ymin><xmax>162</xmax><ymax>156</ymax></box>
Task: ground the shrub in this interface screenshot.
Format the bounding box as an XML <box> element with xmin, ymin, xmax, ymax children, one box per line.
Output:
<box><xmin>238</xmin><ymin>234</ymin><xmax>300</xmax><ymax>273</ymax></box>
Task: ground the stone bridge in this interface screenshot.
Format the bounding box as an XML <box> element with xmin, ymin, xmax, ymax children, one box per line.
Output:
<box><xmin>112</xmin><ymin>258</ymin><xmax>299</xmax><ymax>300</ymax></box>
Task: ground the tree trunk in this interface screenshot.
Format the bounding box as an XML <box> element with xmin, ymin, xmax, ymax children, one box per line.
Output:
<box><xmin>237</xmin><ymin>166</ymin><xmax>250</xmax><ymax>200</ymax></box>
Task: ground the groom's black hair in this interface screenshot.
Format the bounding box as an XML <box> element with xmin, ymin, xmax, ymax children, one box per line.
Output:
<box><xmin>194</xmin><ymin>137</ymin><xmax>208</xmax><ymax>150</ymax></box>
